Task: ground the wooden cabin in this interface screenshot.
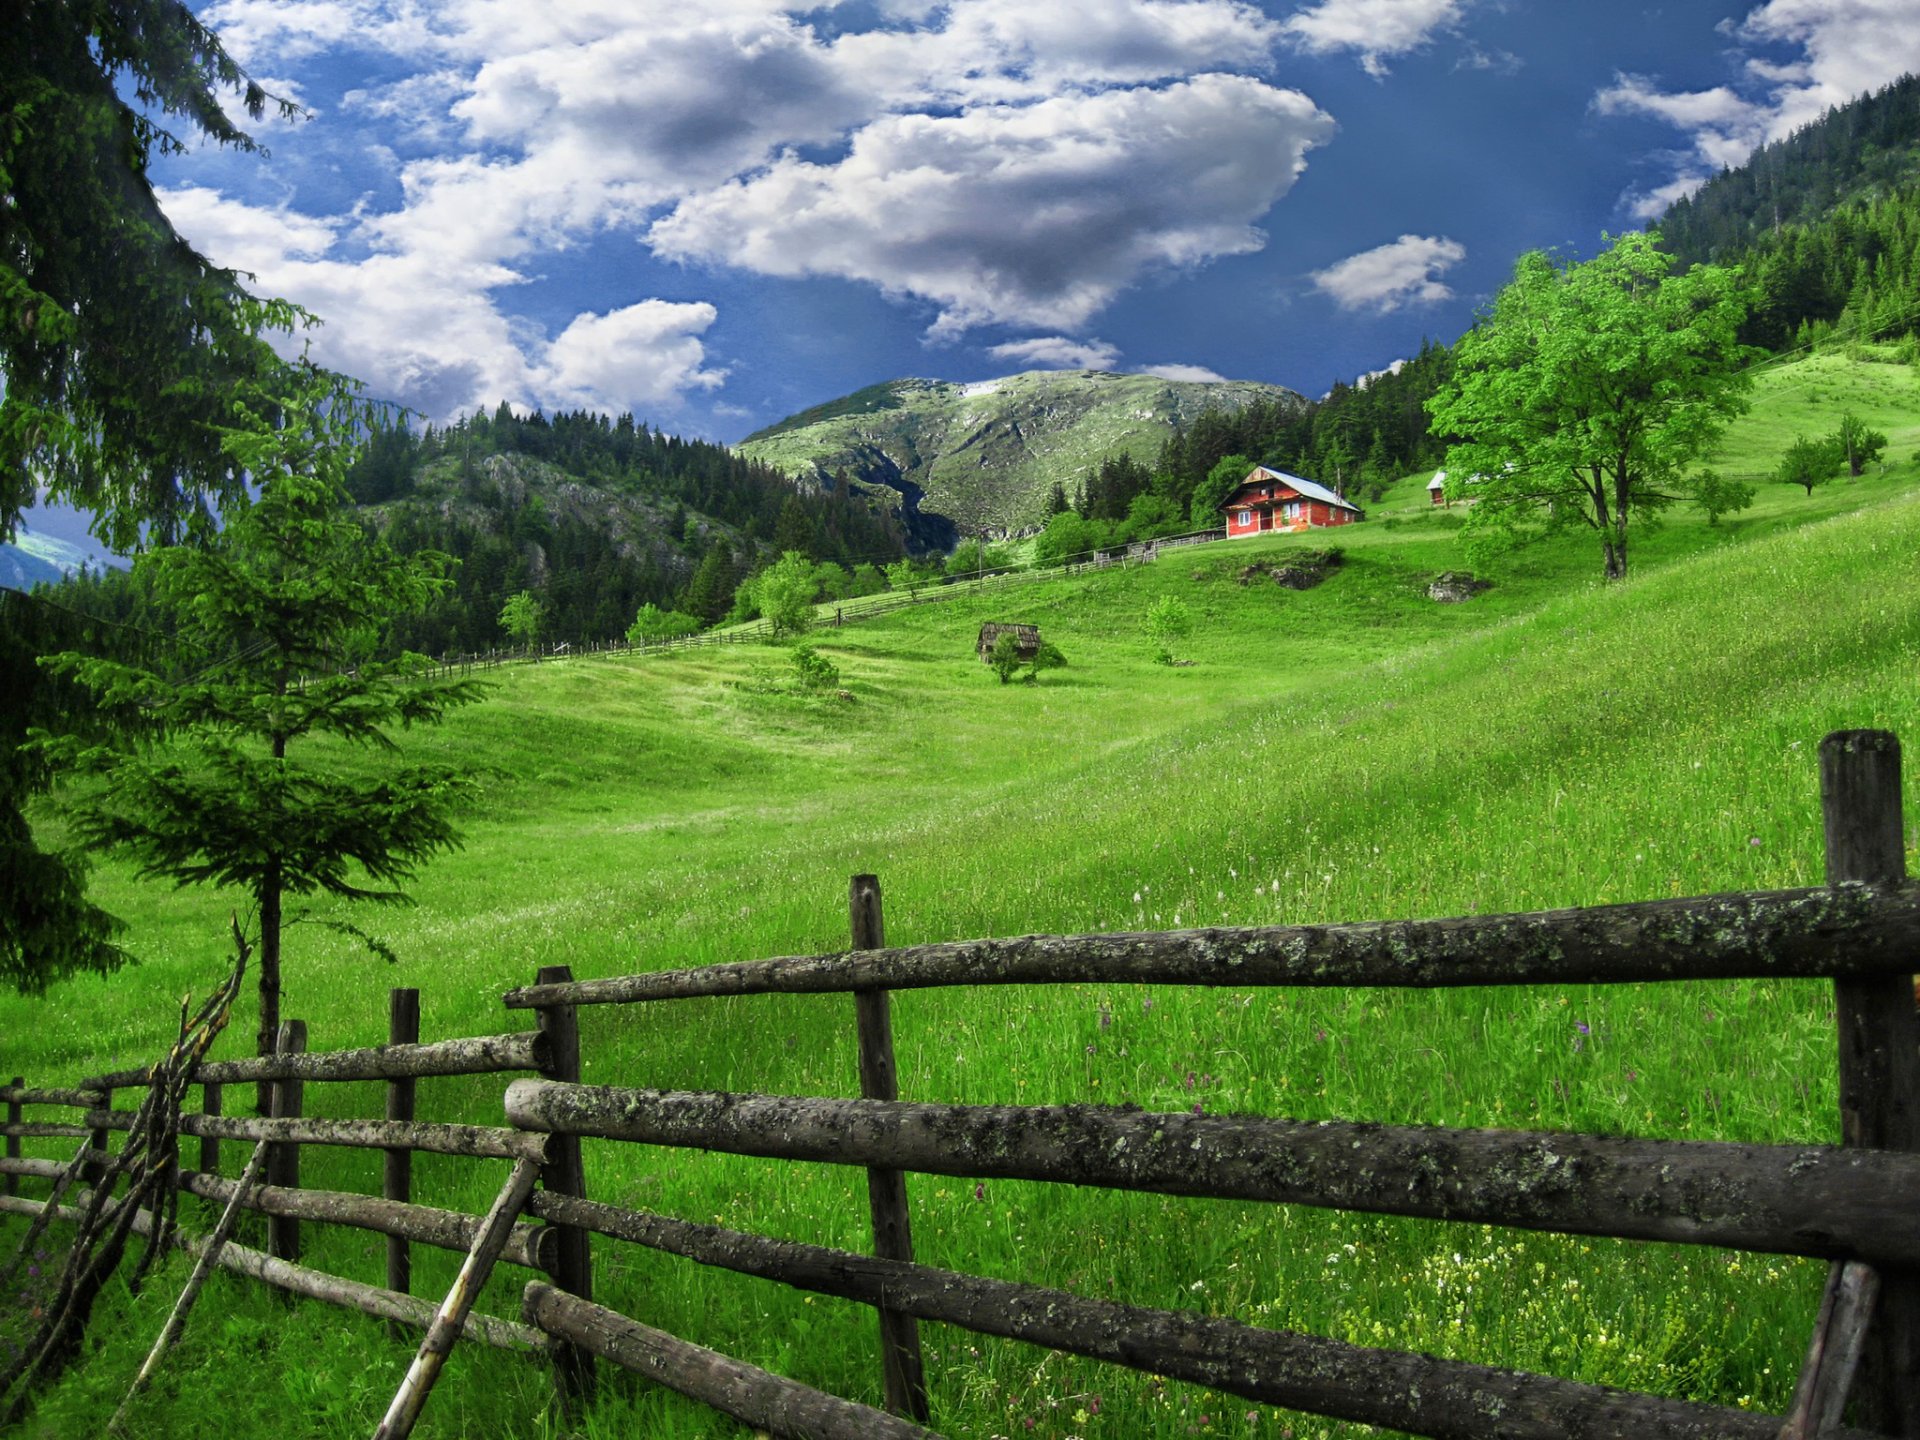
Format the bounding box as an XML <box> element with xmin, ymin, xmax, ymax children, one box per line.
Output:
<box><xmin>1221</xmin><ymin>466</ymin><xmax>1360</xmax><ymax>537</ymax></box>
<box><xmin>977</xmin><ymin>622</ymin><xmax>1041</xmax><ymax>662</ymax></box>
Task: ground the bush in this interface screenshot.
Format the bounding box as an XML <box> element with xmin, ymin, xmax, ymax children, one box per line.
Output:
<box><xmin>988</xmin><ymin>632</ymin><xmax>1023</xmax><ymax>684</ymax></box>
<box><xmin>626</xmin><ymin>603</ymin><xmax>701</xmax><ymax>643</ymax></box>
<box><xmin>790</xmin><ymin>645</ymin><xmax>840</xmax><ymax>691</ymax></box>
<box><xmin>1144</xmin><ymin>594</ymin><xmax>1192</xmax><ymax>665</ymax></box>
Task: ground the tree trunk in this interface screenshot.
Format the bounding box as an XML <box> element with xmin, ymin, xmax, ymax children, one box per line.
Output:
<box><xmin>255</xmin><ymin>864</ymin><xmax>281</xmax><ymax>1116</ymax></box>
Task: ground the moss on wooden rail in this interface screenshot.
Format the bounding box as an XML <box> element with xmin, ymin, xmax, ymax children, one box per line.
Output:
<box><xmin>521</xmin><ymin>1283</ymin><xmax>937</xmax><ymax>1440</ymax></box>
<box><xmin>86</xmin><ymin>1107</ymin><xmax>548</xmax><ymax>1162</ymax></box>
<box><xmin>505</xmin><ymin>1080</ymin><xmax>1920</xmax><ymax>1265</ymax></box>
<box><xmin>502</xmin><ymin>881</ymin><xmax>1920</xmax><ymax>1008</ymax></box>
<box><xmin>88</xmin><ymin>1032</ymin><xmax>546</xmax><ymax>1091</ymax></box>
<box><xmin>176</xmin><ymin>1170</ymin><xmax>557</xmax><ymax>1272</ymax></box>
<box><xmin>525</xmin><ymin>1191</ymin><xmax>1871</xmax><ymax>1440</ymax></box>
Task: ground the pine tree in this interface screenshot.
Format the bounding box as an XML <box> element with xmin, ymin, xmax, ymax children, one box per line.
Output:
<box><xmin>40</xmin><ymin>376</ymin><xmax>484</xmax><ymax>1088</ymax></box>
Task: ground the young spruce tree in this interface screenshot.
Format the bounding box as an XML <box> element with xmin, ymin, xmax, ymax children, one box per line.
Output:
<box><xmin>40</xmin><ymin>376</ymin><xmax>484</xmax><ymax>1097</ymax></box>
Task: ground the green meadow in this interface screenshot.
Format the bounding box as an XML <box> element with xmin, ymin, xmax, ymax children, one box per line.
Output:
<box><xmin>6</xmin><ymin>349</ymin><xmax>1920</xmax><ymax>1438</ymax></box>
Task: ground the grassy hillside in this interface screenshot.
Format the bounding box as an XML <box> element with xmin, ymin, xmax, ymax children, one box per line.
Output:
<box><xmin>7</xmin><ymin>351</ymin><xmax>1920</xmax><ymax>1438</ymax></box>
<box><xmin>738</xmin><ymin>369</ymin><xmax>1304</xmax><ymax>536</ymax></box>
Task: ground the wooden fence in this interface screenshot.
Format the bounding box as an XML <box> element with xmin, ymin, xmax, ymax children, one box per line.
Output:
<box><xmin>5</xmin><ymin>729</ymin><xmax>1918</xmax><ymax>1438</ymax></box>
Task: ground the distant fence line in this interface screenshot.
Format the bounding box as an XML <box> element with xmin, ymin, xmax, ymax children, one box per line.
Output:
<box><xmin>10</xmin><ymin>730</ymin><xmax>1912</xmax><ymax>1437</ymax></box>
<box><xmin>415</xmin><ymin>529</ymin><xmax>1228</xmax><ymax>679</ymax></box>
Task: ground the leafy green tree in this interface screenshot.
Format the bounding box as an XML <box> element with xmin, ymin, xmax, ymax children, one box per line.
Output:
<box><xmin>987</xmin><ymin>632</ymin><xmax>1024</xmax><ymax>684</ymax></box>
<box><xmin>744</xmin><ymin>550</ymin><xmax>819</xmax><ymax>638</ymax></box>
<box><xmin>625</xmin><ymin>603</ymin><xmax>701</xmax><ymax>643</ymax></box>
<box><xmin>848</xmin><ymin>563</ymin><xmax>888</xmax><ymax>597</ymax></box>
<box><xmin>1034</xmin><ymin>512</ymin><xmax>1113</xmax><ymax>566</ymax></box>
<box><xmin>790</xmin><ymin>645</ymin><xmax>840</xmax><ymax>691</ymax></box>
<box><xmin>1425</xmin><ymin>232</ymin><xmax>1754</xmax><ymax>580</ymax></box>
<box><xmin>945</xmin><ymin>538</ymin><xmax>1009</xmax><ymax>578</ymax></box>
<box><xmin>1024</xmin><ymin>640</ymin><xmax>1067</xmax><ymax>684</ymax></box>
<box><xmin>38</xmin><ymin>379</ymin><xmax>483</xmax><ymax>1073</ymax></box>
<box><xmin>1144</xmin><ymin>594</ymin><xmax>1193</xmax><ymax>665</ymax></box>
<box><xmin>1120</xmin><ymin>491</ymin><xmax>1186</xmax><ymax>541</ymax></box>
<box><xmin>883</xmin><ymin>558</ymin><xmax>925</xmax><ymax>596</ymax></box>
<box><xmin>1775</xmin><ymin>435</ymin><xmax>1846</xmax><ymax>496</ymax></box>
<box><xmin>1190</xmin><ymin>455</ymin><xmax>1254</xmax><ymax>526</ymax></box>
<box><xmin>1835</xmin><ymin>412</ymin><xmax>1888</xmax><ymax>477</ymax></box>
<box><xmin>499</xmin><ymin>590</ymin><xmax>543</xmax><ymax>650</ymax></box>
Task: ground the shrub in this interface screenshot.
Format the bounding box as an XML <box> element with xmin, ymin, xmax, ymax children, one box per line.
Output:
<box><xmin>791</xmin><ymin>645</ymin><xmax>840</xmax><ymax>690</ymax></box>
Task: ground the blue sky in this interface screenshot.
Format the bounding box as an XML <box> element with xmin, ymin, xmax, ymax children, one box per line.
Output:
<box><xmin>146</xmin><ymin>0</ymin><xmax>1920</xmax><ymax>443</ymax></box>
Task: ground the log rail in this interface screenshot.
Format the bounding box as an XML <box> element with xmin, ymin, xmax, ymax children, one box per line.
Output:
<box><xmin>6</xmin><ymin>729</ymin><xmax>1920</xmax><ymax>1439</ymax></box>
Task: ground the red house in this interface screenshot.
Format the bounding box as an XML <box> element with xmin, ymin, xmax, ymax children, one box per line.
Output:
<box><xmin>1221</xmin><ymin>466</ymin><xmax>1361</xmax><ymax>538</ymax></box>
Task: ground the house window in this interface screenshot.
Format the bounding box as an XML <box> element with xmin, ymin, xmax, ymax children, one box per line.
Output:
<box><xmin>1236</xmin><ymin>509</ymin><xmax>1252</xmax><ymax>526</ymax></box>
<box><xmin>1284</xmin><ymin>501</ymin><xmax>1301</xmax><ymax>520</ymax></box>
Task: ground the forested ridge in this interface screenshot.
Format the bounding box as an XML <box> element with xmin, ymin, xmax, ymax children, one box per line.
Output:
<box><xmin>53</xmin><ymin>402</ymin><xmax>910</xmax><ymax>654</ymax></box>
<box><xmin>1159</xmin><ymin>74</ymin><xmax>1920</xmax><ymax>501</ymax></box>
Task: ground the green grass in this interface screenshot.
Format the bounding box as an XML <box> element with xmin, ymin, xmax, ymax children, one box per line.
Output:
<box><xmin>6</xmin><ymin>350</ymin><xmax>1920</xmax><ymax>1437</ymax></box>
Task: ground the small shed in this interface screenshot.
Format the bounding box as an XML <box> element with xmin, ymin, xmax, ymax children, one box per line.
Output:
<box><xmin>977</xmin><ymin>623</ymin><xmax>1041</xmax><ymax>663</ymax></box>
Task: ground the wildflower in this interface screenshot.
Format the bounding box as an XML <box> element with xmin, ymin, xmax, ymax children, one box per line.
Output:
<box><xmin>974</xmin><ymin>1183</ymin><xmax>986</xmax><ymax>1201</ymax></box>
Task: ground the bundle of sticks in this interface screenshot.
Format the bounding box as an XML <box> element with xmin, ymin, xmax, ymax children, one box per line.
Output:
<box><xmin>0</xmin><ymin>918</ymin><xmax>251</xmax><ymax>1425</ymax></box>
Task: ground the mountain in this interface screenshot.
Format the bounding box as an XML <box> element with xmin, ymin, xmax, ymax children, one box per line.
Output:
<box><xmin>0</xmin><ymin>543</ymin><xmax>66</xmax><ymax>590</ymax></box>
<box><xmin>737</xmin><ymin>369</ymin><xmax>1306</xmax><ymax>538</ymax></box>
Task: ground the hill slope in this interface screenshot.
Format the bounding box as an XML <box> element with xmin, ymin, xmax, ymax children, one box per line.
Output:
<box><xmin>737</xmin><ymin>368</ymin><xmax>1305</xmax><ymax>537</ymax></box>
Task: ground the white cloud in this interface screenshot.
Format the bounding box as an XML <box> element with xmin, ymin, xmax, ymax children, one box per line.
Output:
<box><xmin>1281</xmin><ymin>0</ymin><xmax>1469</xmax><ymax>77</ymax></box>
<box><xmin>159</xmin><ymin>185</ymin><xmax>723</xmax><ymax>421</ymax></box>
<box><xmin>1137</xmin><ymin>363</ymin><xmax>1230</xmax><ymax>382</ymax></box>
<box><xmin>652</xmin><ymin>75</ymin><xmax>1334</xmax><ymax>336</ymax></box>
<box><xmin>1357</xmin><ymin>357</ymin><xmax>1408</xmax><ymax>386</ymax></box>
<box><xmin>989</xmin><ymin>337</ymin><xmax>1123</xmax><ymax>370</ymax></box>
<box><xmin>1596</xmin><ymin>2</ymin><xmax>1920</xmax><ymax>217</ymax></box>
<box><xmin>536</xmin><ymin>302</ymin><xmax>727</xmax><ymax>413</ymax></box>
<box><xmin>181</xmin><ymin>1</ymin><xmax>1339</xmax><ymax>415</ymax></box>
<box><xmin>1311</xmin><ymin>234</ymin><xmax>1465</xmax><ymax>312</ymax></box>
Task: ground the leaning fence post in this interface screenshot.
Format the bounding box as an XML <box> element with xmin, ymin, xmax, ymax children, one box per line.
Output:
<box><xmin>4</xmin><ymin>1076</ymin><xmax>19</xmax><ymax>1198</ymax></box>
<box><xmin>84</xmin><ymin>1084</ymin><xmax>112</xmax><ymax>1186</ymax></box>
<box><xmin>199</xmin><ymin>1082</ymin><xmax>222</xmax><ymax>1178</ymax></box>
<box><xmin>1820</xmin><ymin>729</ymin><xmax>1920</xmax><ymax>1433</ymax></box>
<box><xmin>267</xmin><ymin>1019</ymin><xmax>307</xmax><ymax>1263</ymax></box>
<box><xmin>849</xmin><ymin>874</ymin><xmax>931</xmax><ymax>1423</ymax></box>
<box><xmin>533</xmin><ymin>964</ymin><xmax>595</xmax><ymax>1404</ymax></box>
<box><xmin>386</xmin><ymin>988</ymin><xmax>421</xmax><ymax>1314</ymax></box>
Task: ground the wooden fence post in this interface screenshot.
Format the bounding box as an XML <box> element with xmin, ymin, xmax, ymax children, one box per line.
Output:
<box><xmin>1820</xmin><ymin>729</ymin><xmax>1920</xmax><ymax>1433</ymax></box>
<box><xmin>849</xmin><ymin>874</ymin><xmax>931</xmax><ymax>1423</ymax></box>
<box><xmin>268</xmin><ymin>1019</ymin><xmax>307</xmax><ymax>1263</ymax></box>
<box><xmin>200</xmin><ymin>1083</ymin><xmax>222</xmax><ymax>1178</ymax></box>
<box><xmin>84</xmin><ymin>1085</ymin><xmax>111</xmax><ymax>1186</ymax></box>
<box><xmin>386</xmin><ymin>988</ymin><xmax>421</xmax><ymax>1310</ymax></box>
<box><xmin>4</xmin><ymin>1076</ymin><xmax>19</xmax><ymax>1198</ymax></box>
<box><xmin>533</xmin><ymin>964</ymin><xmax>595</xmax><ymax>1404</ymax></box>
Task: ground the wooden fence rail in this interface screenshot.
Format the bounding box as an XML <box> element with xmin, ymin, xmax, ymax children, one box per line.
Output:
<box><xmin>6</xmin><ymin>728</ymin><xmax>1920</xmax><ymax>1439</ymax></box>
<box><xmin>502</xmin><ymin>880</ymin><xmax>1920</xmax><ymax>1009</ymax></box>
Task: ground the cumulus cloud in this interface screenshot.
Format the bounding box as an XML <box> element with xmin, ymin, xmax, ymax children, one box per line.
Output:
<box><xmin>179</xmin><ymin>1</ymin><xmax>1341</xmax><ymax>415</ymax></box>
<box><xmin>1281</xmin><ymin>0</ymin><xmax>1469</xmax><ymax>77</ymax></box>
<box><xmin>988</xmin><ymin>337</ymin><xmax>1123</xmax><ymax>370</ymax></box>
<box><xmin>1311</xmin><ymin>234</ymin><xmax>1466</xmax><ymax>312</ymax></box>
<box><xmin>1595</xmin><ymin>2</ymin><xmax>1920</xmax><ymax>218</ymax></box>
<box><xmin>652</xmin><ymin>75</ymin><xmax>1334</xmax><ymax>336</ymax></box>
<box><xmin>159</xmin><ymin>185</ymin><xmax>724</xmax><ymax>421</ymax></box>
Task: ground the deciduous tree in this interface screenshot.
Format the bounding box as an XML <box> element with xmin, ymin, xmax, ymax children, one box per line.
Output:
<box><xmin>1835</xmin><ymin>411</ymin><xmax>1887</xmax><ymax>477</ymax></box>
<box><xmin>1426</xmin><ymin>232</ymin><xmax>1755</xmax><ymax>580</ymax></box>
